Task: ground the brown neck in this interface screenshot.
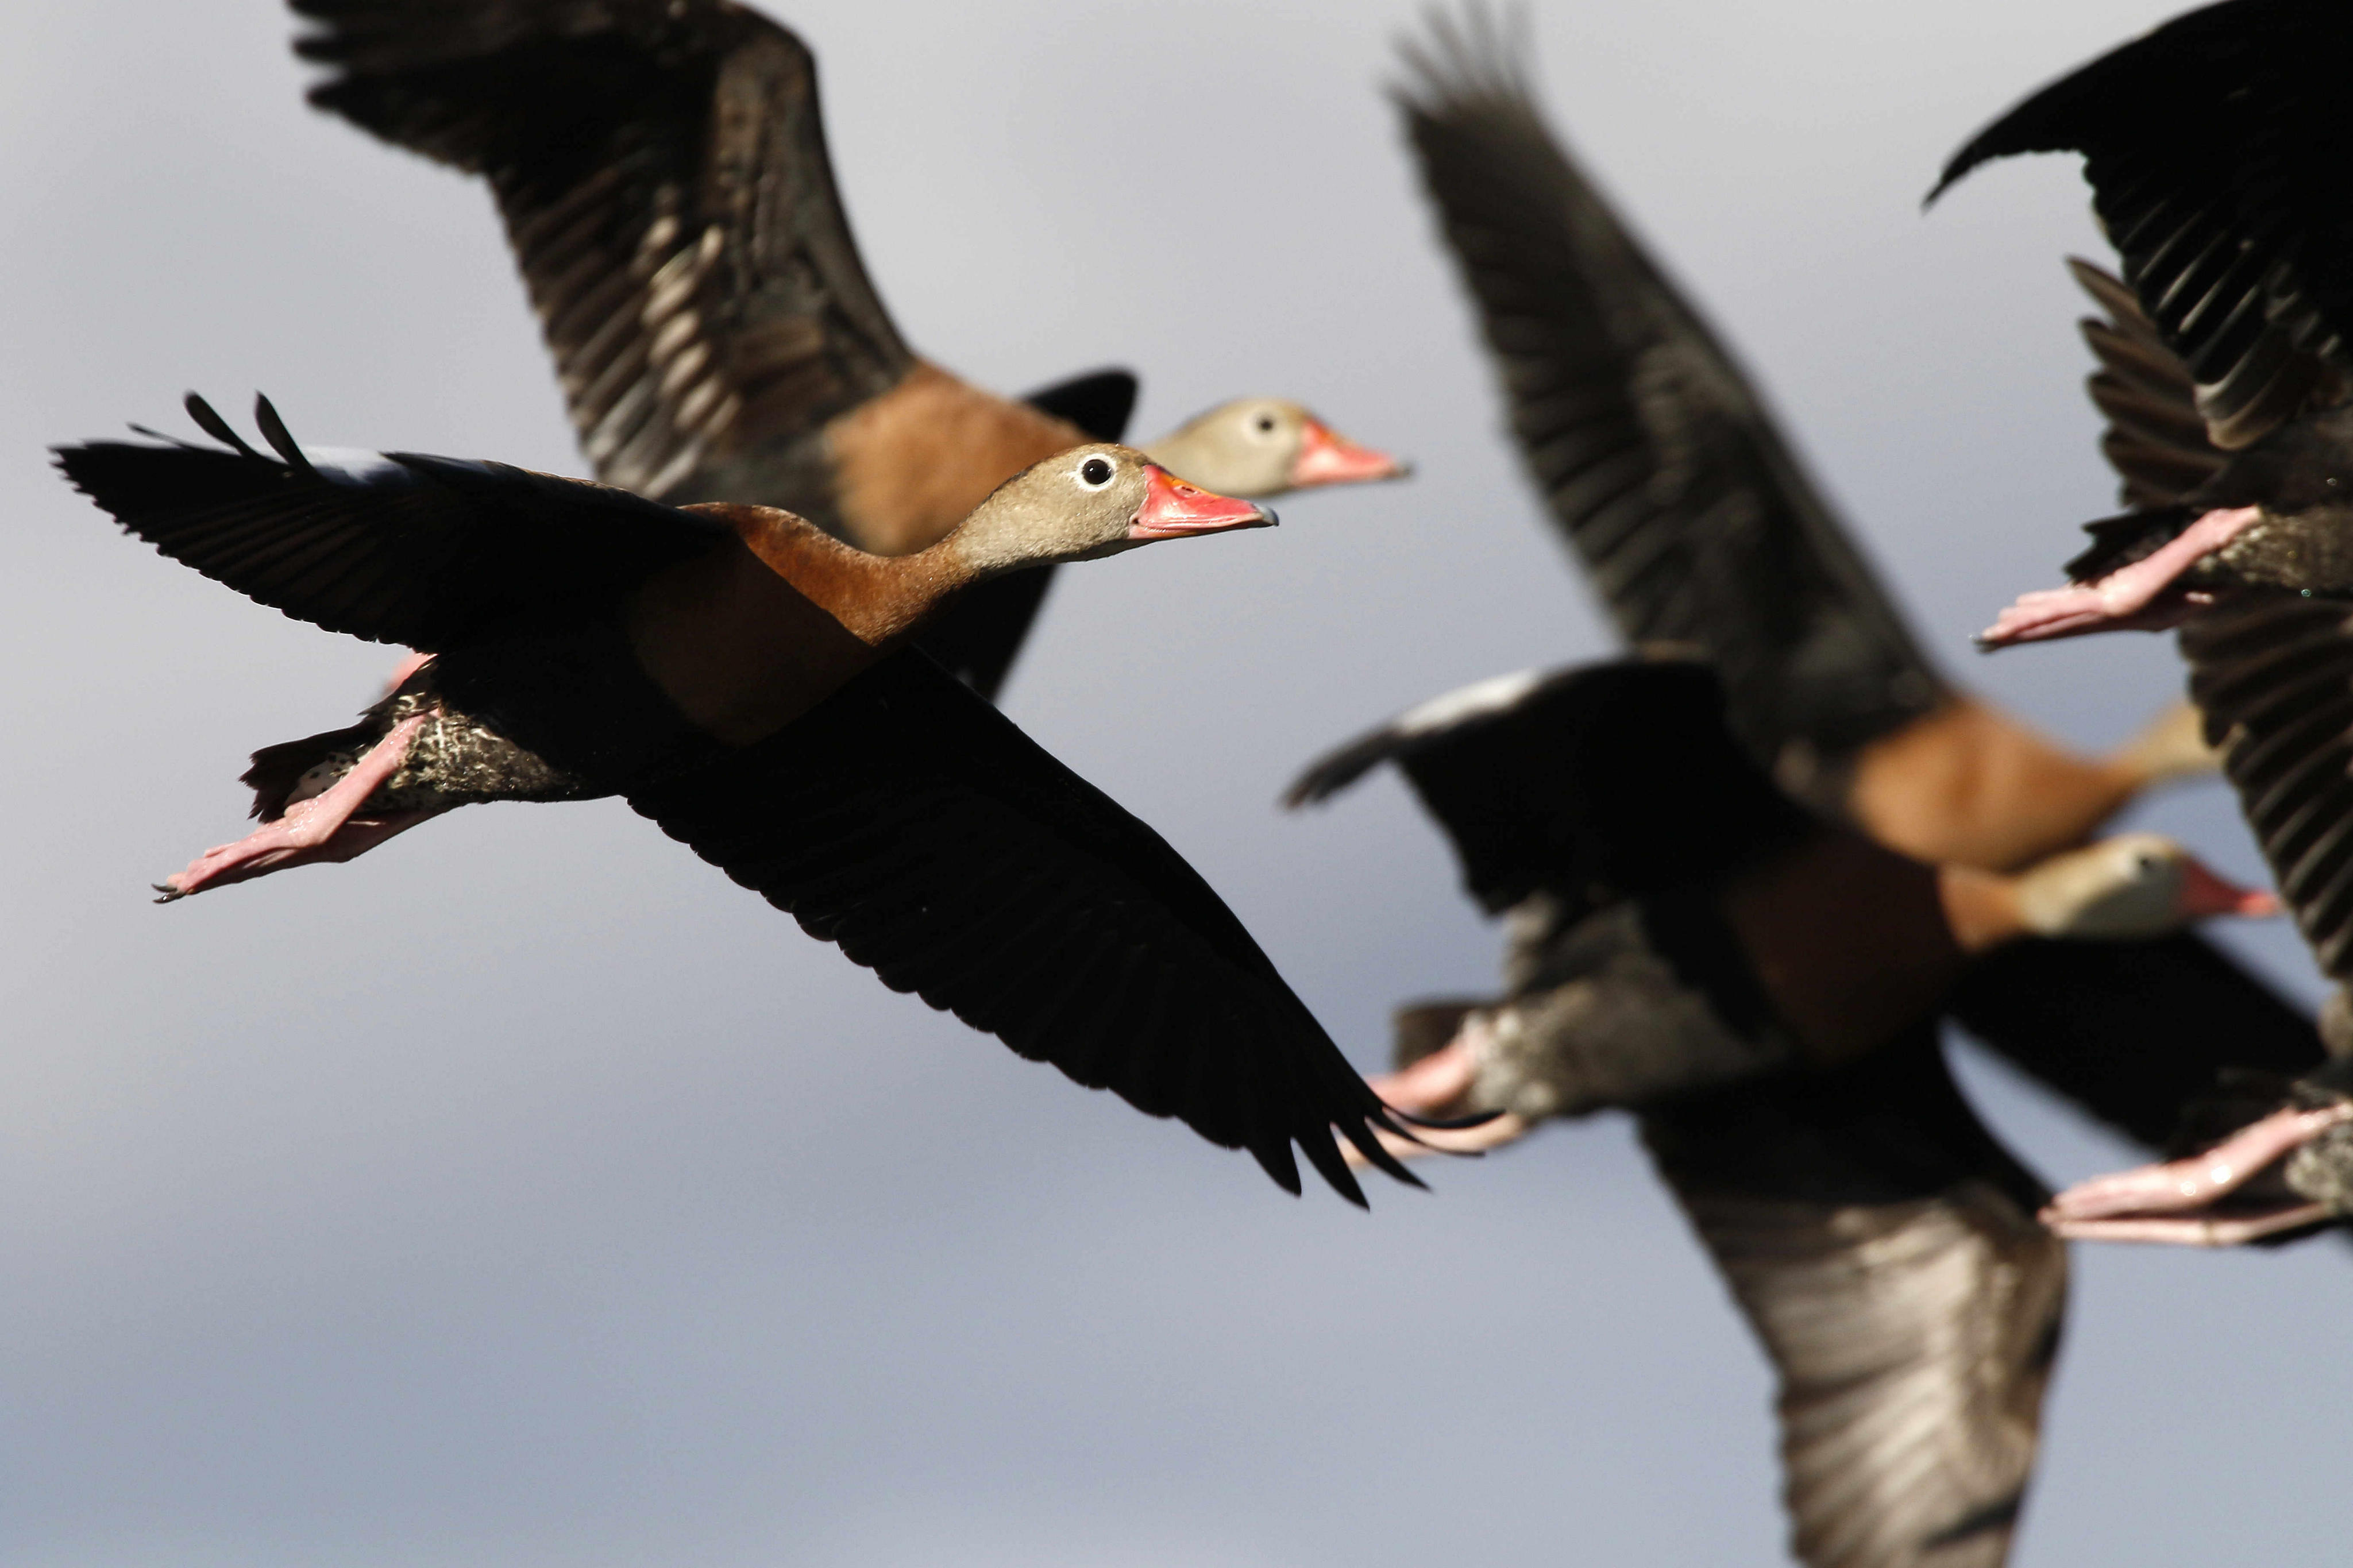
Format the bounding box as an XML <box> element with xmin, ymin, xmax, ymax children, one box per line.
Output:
<box><xmin>823</xmin><ymin>360</ymin><xmax>1089</xmax><ymax>557</ymax></box>
<box><xmin>622</xmin><ymin>504</ymin><xmax>979</xmax><ymax>748</ymax></box>
<box><xmin>1716</xmin><ymin>828</ymin><xmax>1969</xmax><ymax>1065</ymax></box>
<box><xmin>1843</xmin><ymin>695</ymin><xmax>2138</xmax><ymax>872</ymax></box>
<box><xmin>1934</xmin><ymin>864</ymin><xmax>2032</xmax><ymax>955</ymax></box>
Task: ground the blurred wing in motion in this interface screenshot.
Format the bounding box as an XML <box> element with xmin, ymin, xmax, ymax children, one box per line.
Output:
<box><xmin>1935</xmin><ymin>0</ymin><xmax>2353</xmax><ymax>449</ymax></box>
<box><xmin>1286</xmin><ymin>659</ymin><xmax>1811</xmax><ymax>920</ymax></box>
<box><xmin>1949</xmin><ymin>930</ymin><xmax>2324</xmax><ymax>1150</ymax></box>
<box><xmin>53</xmin><ymin>393</ymin><xmax>726</xmax><ymax>650</ymax></box>
<box><xmin>294</xmin><ymin>0</ymin><xmax>916</xmax><ymax>500</ymax></box>
<box><xmin>2181</xmin><ymin>593</ymin><xmax>2353</xmax><ymax>984</ymax></box>
<box><xmin>1396</xmin><ymin>11</ymin><xmax>1945</xmax><ymax>775</ymax></box>
<box><xmin>910</xmin><ymin>368</ymin><xmax>1141</xmax><ymax>700</ymax></box>
<box><xmin>629</xmin><ymin>648</ymin><xmax>1425</xmax><ymax>1204</ymax></box>
<box><xmin>1643</xmin><ymin>1035</ymin><xmax>2064</xmax><ymax>1568</ymax></box>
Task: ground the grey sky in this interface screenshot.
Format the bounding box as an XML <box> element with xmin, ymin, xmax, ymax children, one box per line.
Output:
<box><xmin>2</xmin><ymin>2</ymin><xmax>2343</xmax><ymax>1564</ymax></box>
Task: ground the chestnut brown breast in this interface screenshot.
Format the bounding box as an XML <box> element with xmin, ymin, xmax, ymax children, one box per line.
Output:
<box><xmin>825</xmin><ymin>362</ymin><xmax>1089</xmax><ymax>557</ymax></box>
<box><xmin>1843</xmin><ymin>697</ymin><xmax>2138</xmax><ymax>873</ymax></box>
<box><xmin>626</xmin><ymin>505</ymin><xmax>947</xmax><ymax>747</ymax></box>
<box><xmin>1718</xmin><ymin>829</ymin><xmax>1966</xmax><ymax>1067</ymax></box>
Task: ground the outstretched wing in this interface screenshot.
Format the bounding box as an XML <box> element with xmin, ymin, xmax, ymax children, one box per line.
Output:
<box><xmin>628</xmin><ymin>648</ymin><xmax>1425</xmax><ymax>1204</ymax></box>
<box><xmin>1950</xmin><ymin>930</ymin><xmax>2324</xmax><ymax>1150</ymax></box>
<box><xmin>1287</xmin><ymin>659</ymin><xmax>1812</xmax><ymax>920</ymax></box>
<box><xmin>1395</xmin><ymin>11</ymin><xmax>1945</xmax><ymax>772</ymax></box>
<box><xmin>1642</xmin><ymin>1036</ymin><xmax>2065</xmax><ymax>1568</ymax></box>
<box><xmin>2181</xmin><ymin>593</ymin><xmax>2353</xmax><ymax>985</ymax></box>
<box><xmin>1935</xmin><ymin>0</ymin><xmax>2353</xmax><ymax>449</ymax></box>
<box><xmin>53</xmin><ymin>393</ymin><xmax>726</xmax><ymax>649</ymax></box>
<box><xmin>294</xmin><ymin>0</ymin><xmax>915</xmax><ymax>500</ymax></box>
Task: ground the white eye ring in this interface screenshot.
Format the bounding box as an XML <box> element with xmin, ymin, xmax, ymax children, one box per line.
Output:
<box><xmin>1077</xmin><ymin>454</ymin><xmax>1115</xmax><ymax>488</ymax></box>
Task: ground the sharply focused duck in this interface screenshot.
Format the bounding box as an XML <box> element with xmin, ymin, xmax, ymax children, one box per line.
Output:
<box><xmin>58</xmin><ymin>395</ymin><xmax>1428</xmax><ymax>1203</ymax></box>
<box><xmin>1932</xmin><ymin>0</ymin><xmax>2353</xmax><ymax>1246</ymax></box>
<box><xmin>287</xmin><ymin>0</ymin><xmax>1406</xmax><ymax>699</ymax></box>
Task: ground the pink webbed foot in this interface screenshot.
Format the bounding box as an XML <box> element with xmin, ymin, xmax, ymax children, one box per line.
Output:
<box><xmin>156</xmin><ymin>713</ymin><xmax>440</xmax><ymax>902</ymax></box>
<box><xmin>1343</xmin><ymin>1021</ymin><xmax>1534</xmax><ymax>1169</ymax></box>
<box><xmin>1978</xmin><ymin>505</ymin><xmax>2259</xmax><ymax>648</ymax></box>
<box><xmin>2041</xmin><ymin>1102</ymin><xmax>2353</xmax><ymax>1245</ymax></box>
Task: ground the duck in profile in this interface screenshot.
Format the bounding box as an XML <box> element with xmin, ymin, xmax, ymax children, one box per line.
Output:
<box><xmin>59</xmin><ymin>393</ymin><xmax>1439</xmax><ymax>1204</ymax></box>
<box><xmin>1290</xmin><ymin>654</ymin><xmax>2273</xmax><ymax>1568</ymax></box>
<box><xmin>1286</xmin><ymin>11</ymin><xmax>2308</xmax><ymax>1566</ymax></box>
<box><xmin>1395</xmin><ymin>9</ymin><xmax>2323</xmax><ymax>1173</ymax></box>
<box><xmin>290</xmin><ymin>0</ymin><xmax>1406</xmax><ymax>700</ymax></box>
<box><xmin>1398</xmin><ymin>8</ymin><xmax>2212</xmax><ymax>876</ymax></box>
<box><xmin>1931</xmin><ymin>0</ymin><xmax>2353</xmax><ymax>1241</ymax></box>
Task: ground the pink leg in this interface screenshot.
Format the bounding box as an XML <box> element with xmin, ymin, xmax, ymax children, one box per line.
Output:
<box><xmin>2045</xmin><ymin>1202</ymin><xmax>2336</xmax><ymax>1247</ymax></box>
<box><xmin>1343</xmin><ymin>1018</ymin><xmax>1536</xmax><ymax>1169</ymax></box>
<box><xmin>2038</xmin><ymin>1102</ymin><xmax>2353</xmax><ymax>1245</ymax></box>
<box><xmin>1371</xmin><ymin>1031</ymin><xmax>1483</xmax><ymax>1115</ymax></box>
<box><xmin>382</xmin><ymin>649</ymin><xmax>432</xmax><ymax>694</ymax></box>
<box><xmin>156</xmin><ymin>713</ymin><xmax>437</xmax><ymax>902</ymax></box>
<box><xmin>1979</xmin><ymin>506</ymin><xmax>2260</xmax><ymax>647</ymax></box>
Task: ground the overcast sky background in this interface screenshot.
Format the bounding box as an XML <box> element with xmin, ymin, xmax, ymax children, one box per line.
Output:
<box><xmin>2</xmin><ymin>2</ymin><xmax>2346</xmax><ymax>1565</ymax></box>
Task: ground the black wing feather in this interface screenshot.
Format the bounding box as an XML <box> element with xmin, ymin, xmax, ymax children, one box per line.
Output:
<box><xmin>1396</xmin><ymin>13</ymin><xmax>1946</xmax><ymax>771</ymax></box>
<box><xmin>54</xmin><ymin>395</ymin><xmax>724</xmax><ymax>648</ymax></box>
<box><xmin>294</xmin><ymin>0</ymin><xmax>915</xmax><ymax>500</ymax></box>
<box><xmin>1935</xmin><ymin>0</ymin><xmax>2353</xmax><ymax>449</ymax></box>
<box><xmin>2181</xmin><ymin>593</ymin><xmax>2353</xmax><ymax>983</ymax></box>
<box><xmin>1950</xmin><ymin>931</ymin><xmax>2323</xmax><ymax>1150</ymax></box>
<box><xmin>1289</xmin><ymin>660</ymin><xmax>1812</xmax><ymax>920</ymax></box>
<box><xmin>1643</xmin><ymin>1035</ymin><xmax>2065</xmax><ymax>1568</ymax></box>
<box><xmin>627</xmin><ymin>650</ymin><xmax>1422</xmax><ymax>1203</ymax></box>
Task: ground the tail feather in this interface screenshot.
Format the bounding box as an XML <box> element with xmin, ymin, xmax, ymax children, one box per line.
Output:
<box><xmin>240</xmin><ymin>719</ymin><xmax>378</xmax><ymax>822</ymax></box>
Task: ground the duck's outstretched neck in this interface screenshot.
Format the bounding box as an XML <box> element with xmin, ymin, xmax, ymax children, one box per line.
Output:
<box><xmin>2108</xmin><ymin>697</ymin><xmax>2220</xmax><ymax>787</ymax></box>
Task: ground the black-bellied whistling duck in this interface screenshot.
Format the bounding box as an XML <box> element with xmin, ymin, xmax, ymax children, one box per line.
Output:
<box><xmin>64</xmin><ymin>392</ymin><xmax>1273</xmax><ymax>900</ymax></box>
<box><xmin>1937</xmin><ymin>0</ymin><xmax>2353</xmax><ymax>650</ymax></box>
<box><xmin>55</xmin><ymin>395</ymin><xmax>1435</xmax><ymax>1203</ymax></box>
<box><xmin>1396</xmin><ymin>12</ymin><xmax>2211</xmax><ymax>878</ymax></box>
<box><xmin>288</xmin><ymin>0</ymin><xmax>1406</xmax><ymax>701</ymax></box>
<box><xmin>1287</xmin><ymin>656</ymin><xmax>2275</xmax><ymax>1568</ymax></box>
<box><xmin>1922</xmin><ymin>0</ymin><xmax>2353</xmax><ymax>1242</ymax></box>
<box><xmin>1394</xmin><ymin>1</ymin><xmax>2324</xmax><ymax>1177</ymax></box>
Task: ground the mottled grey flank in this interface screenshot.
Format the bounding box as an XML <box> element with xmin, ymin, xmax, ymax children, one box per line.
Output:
<box><xmin>1</xmin><ymin>3</ymin><xmax>2347</xmax><ymax>1567</ymax></box>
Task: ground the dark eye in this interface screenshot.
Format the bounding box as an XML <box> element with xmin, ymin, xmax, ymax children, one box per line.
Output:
<box><xmin>1255</xmin><ymin>415</ymin><xmax>1277</xmax><ymax>434</ymax></box>
<box><xmin>2135</xmin><ymin>853</ymin><xmax>2159</xmax><ymax>874</ymax></box>
<box><xmin>1079</xmin><ymin>456</ymin><xmax>1114</xmax><ymax>486</ymax></box>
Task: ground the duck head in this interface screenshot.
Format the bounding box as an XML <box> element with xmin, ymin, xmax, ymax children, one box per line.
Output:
<box><xmin>2015</xmin><ymin>832</ymin><xmax>2278</xmax><ymax>940</ymax></box>
<box><xmin>946</xmin><ymin>443</ymin><xmax>1274</xmax><ymax>576</ymax></box>
<box><xmin>1143</xmin><ymin>400</ymin><xmax>1409</xmax><ymax>497</ymax></box>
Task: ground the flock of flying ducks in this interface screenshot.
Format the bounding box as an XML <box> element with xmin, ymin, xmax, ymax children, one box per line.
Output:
<box><xmin>52</xmin><ymin>1</ymin><xmax>2353</xmax><ymax>1565</ymax></box>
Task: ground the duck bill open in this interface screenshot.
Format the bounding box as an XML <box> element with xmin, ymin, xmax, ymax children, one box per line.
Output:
<box><xmin>1287</xmin><ymin>419</ymin><xmax>1409</xmax><ymax>488</ymax></box>
<box><xmin>1128</xmin><ymin>465</ymin><xmax>1277</xmax><ymax>540</ymax></box>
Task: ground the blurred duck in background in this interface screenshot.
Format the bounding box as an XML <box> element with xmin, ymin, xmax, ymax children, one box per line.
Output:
<box><xmin>59</xmin><ymin>396</ymin><xmax>1434</xmax><ymax>1206</ymax></box>
<box><xmin>288</xmin><ymin>0</ymin><xmax>1407</xmax><ymax>702</ymax></box>
<box><xmin>1386</xmin><ymin>6</ymin><xmax>2324</xmax><ymax>1169</ymax></box>
<box><xmin>1937</xmin><ymin>0</ymin><xmax>2353</xmax><ymax>1247</ymax></box>
<box><xmin>1279</xmin><ymin>10</ymin><xmax>2331</xmax><ymax>1567</ymax></box>
<box><xmin>1292</xmin><ymin>654</ymin><xmax>2271</xmax><ymax>1568</ymax></box>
